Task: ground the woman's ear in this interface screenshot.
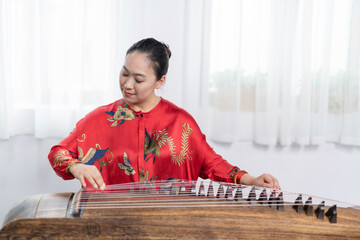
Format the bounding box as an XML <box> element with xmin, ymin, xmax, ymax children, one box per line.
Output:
<box><xmin>155</xmin><ymin>75</ymin><xmax>166</xmax><ymax>89</ymax></box>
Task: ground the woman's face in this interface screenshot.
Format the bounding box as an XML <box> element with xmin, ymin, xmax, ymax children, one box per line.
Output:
<box><xmin>119</xmin><ymin>52</ymin><xmax>164</xmax><ymax>110</ymax></box>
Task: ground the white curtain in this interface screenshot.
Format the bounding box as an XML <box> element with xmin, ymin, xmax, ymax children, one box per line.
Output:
<box><xmin>208</xmin><ymin>0</ymin><xmax>360</xmax><ymax>146</ymax></box>
<box><xmin>0</xmin><ymin>0</ymin><xmax>204</xmax><ymax>139</ymax></box>
<box><xmin>2</xmin><ymin>0</ymin><xmax>359</xmax><ymax>147</ymax></box>
<box><xmin>0</xmin><ymin>0</ymin><xmax>123</xmax><ymax>139</ymax></box>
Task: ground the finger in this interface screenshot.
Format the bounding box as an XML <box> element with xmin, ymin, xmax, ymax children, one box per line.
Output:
<box><xmin>267</xmin><ymin>175</ymin><xmax>278</xmax><ymax>189</ymax></box>
<box><xmin>264</xmin><ymin>174</ymin><xmax>280</xmax><ymax>190</ymax></box>
<box><xmin>274</xmin><ymin>178</ymin><xmax>281</xmax><ymax>190</ymax></box>
<box><xmin>263</xmin><ymin>174</ymin><xmax>274</xmax><ymax>185</ymax></box>
<box><xmin>79</xmin><ymin>176</ymin><xmax>87</xmax><ymax>188</ymax></box>
<box><xmin>262</xmin><ymin>182</ymin><xmax>272</xmax><ymax>188</ymax></box>
<box><xmin>272</xmin><ymin>177</ymin><xmax>280</xmax><ymax>190</ymax></box>
<box><xmin>86</xmin><ymin>174</ymin><xmax>99</xmax><ymax>189</ymax></box>
<box><xmin>256</xmin><ymin>176</ymin><xmax>272</xmax><ymax>188</ymax></box>
<box><xmin>273</xmin><ymin>177</ymin><xmax>280</xmax><ymax>190</ymax></box>
<box><xmin>92</xmin><ymin>169</ymin><xmax>106</xmax><ymax>190</ymax></box>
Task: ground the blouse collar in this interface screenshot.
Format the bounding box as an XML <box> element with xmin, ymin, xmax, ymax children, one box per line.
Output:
<box><xmin>121</xmin><ymin>97</ymin><xmax>163</xmax><ymax>116</ymax></box>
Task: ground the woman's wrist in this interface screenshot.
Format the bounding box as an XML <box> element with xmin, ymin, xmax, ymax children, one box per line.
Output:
<box><xmin>67</xmin><ymin>161</ymin><xmax>82</xmax><ymax>175</ymax></box>
<box><xmin>234</xmin><ymin>170</ymin><xmax>249</xmax><ymax>184</ymax></box>
<box><xmin>238</xmin><ymin>173</ymin><xmax>255</xmax><ymax>185</ymax></box>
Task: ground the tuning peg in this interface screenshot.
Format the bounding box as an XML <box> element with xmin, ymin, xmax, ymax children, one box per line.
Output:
<box><xmin>315</xmin><ymin>201</ymin><xmax>325</xmax><ymax>220</ymax></box>
<box><xmin>216</xmin><ymin>184</ymin><xmax>225</xmax><ymax>198</ymax></box>
<box><xmin>225</xmin><ymin>185</ymin><xmax>233</xmax><ymax>200</ymax></box>
<box><xmin>198</xmin><ymin>181</ymin><xmax>205</xmax><ymax>196</ymax></box>
<box><xmin>304</xmin><ymin>197</ymin><xmax>313</xmax><ymax>216</ymax></box>
<box><xmin>325</xmin><ymin>205</ymin><xmax>337</xmax><ymax>223</ymax></box>
<box><xmin>269</xmin><ymin>190</ymin><xmax>277</xmax><ymax>208</ymax></box>
<box><xmin>234</xmin><ymin>186</ymin><xmax>244</xmax><ymax>202</ymax></box>
<box><xmin>207</xmin><ymin>182</ymin><xmax>215</xmax><ymax>197</ymax></box>
<box><xmin>277</xmin><ymin>192</ymin><xmax>284</xmax><ymax>211</ymax></box>
<box><xmin>258</xmin><ymin>189</ymin><xmax>268</xmax><ymax>206</ymax></box>
<box><xmin>293</xmin><ymin>194</ymin><xmax>304</xmax><ymax>213</ymax></box>
<box><xmin>247</xmin><ymin>187</ymin><xmax>257</xmax><ymax>205</ymax></box>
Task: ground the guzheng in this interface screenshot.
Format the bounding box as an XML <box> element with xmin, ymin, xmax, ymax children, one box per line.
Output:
<box><xmin>1</xmin><ymin>180</ymin><xmax>360</xmax><ymax>239</ymax></box>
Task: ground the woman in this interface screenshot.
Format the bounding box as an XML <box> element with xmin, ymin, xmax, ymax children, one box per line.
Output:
<box><xmin>48</xmin><ymin>38</ymin><xmax>280</xmax><ymax>191</ymax></box>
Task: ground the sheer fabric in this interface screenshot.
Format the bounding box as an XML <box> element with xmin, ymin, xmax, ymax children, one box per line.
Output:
<box><xmin>0</xmin><ymin>0</ymin><xmax>198</xmax><ymax>139</ymax></box>
<box><xmin>0</xmin><ymin>0</ymin><xmax>123</xmax><ymax>139</ymax></box>
<box><xmin>2</xmin><ymin>0</ymin><xmax>359</xmax><ymax>147</ymax></box>
<box><xmin>209</xmin><ymin>0</ymin><xmax>360</xmax><ymax>146</ymax></box>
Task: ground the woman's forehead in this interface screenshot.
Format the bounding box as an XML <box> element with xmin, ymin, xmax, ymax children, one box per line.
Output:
<box><xmin>123</xmin><ymin>52</ymin><xmax>155</xmax><ymax>75</ymax></box>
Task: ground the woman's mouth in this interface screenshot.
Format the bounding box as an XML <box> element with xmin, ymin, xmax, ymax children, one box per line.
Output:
<box><xmin>124</xmin><ymin>91</ymin><xmax>135</xmax><ymax>97</ymax></box>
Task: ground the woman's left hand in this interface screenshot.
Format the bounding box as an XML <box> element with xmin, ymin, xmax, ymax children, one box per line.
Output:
<box><xmin>240</xmin><ymin>173</ymin><xmax>280</xmax><ymax>190</ymax></box>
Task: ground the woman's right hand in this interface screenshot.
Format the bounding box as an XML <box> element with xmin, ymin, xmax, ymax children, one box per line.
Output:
<box><xmin>69</xmin><ymin>163</ymin><xmax>106</xmax><ymax>190</ymax></box>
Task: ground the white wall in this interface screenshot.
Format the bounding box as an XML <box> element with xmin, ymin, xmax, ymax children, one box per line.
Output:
<box><xmin>0</xmin><ymin>136</ymin><xmax>79</xmax><ymax>226</ymax></box>
<box><xmin>1</xmin><ymin>136</ymin><xmax>360</xmax><ymax>226</ymax></box>
<box><xmin>211</xmin><ymin>140</ymin><xmax>360</xmax><ymax>206</ymax></box>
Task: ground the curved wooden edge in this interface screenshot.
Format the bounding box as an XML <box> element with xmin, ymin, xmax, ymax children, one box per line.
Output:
<box><xmin>1</xmin><ymin>193</ymin><xmax>73</xmax><ymax>230</ymax></box>
<box><xmin>35</xmin><ymin>193</ymin><xmax>73</xmax><ymax>218</ymax></box>
<box><xmin>2</xmin><ymin>194</ymin><xmax>43</xmax><ymax>227</ymax></box>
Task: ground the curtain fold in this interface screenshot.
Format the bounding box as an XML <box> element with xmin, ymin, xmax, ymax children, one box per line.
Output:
<box><xmin>0</xmin><ymin>0</ymin><xmax>205</xmax><ymax>139</ymax></box>
<box><xmin>208</xmin><ymin>0</ymin><xmax>360</xmax><ymax>146</ymax></box>
<box><xmin>340</xmin><ymin>0</ymin><xmax>360</xmax><ymax>146</ymax></box>
<box><xmin>0</xmin><ymin>0</ymin><xmax>124</xmax><ymax>139</ymax></box>
<box><xmin>1</xmin><ymin>0</ymin><xmax>359</xmax><ymax>146</ymax></box>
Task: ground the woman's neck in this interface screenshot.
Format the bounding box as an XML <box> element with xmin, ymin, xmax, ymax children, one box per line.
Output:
<box><xmin>127</xmin><ymin>95</ymin><xmax>161</xmax><ymax>113</ymax></box>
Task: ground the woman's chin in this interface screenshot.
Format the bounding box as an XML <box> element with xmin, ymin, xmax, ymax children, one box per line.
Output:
<box><xmin>123</xmin><ymin>96</ymin><xmax>138</xmax><ymax>105</ymax></box>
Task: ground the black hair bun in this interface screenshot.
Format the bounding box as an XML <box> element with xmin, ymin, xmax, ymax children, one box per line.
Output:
<box><xmin>162</xmin><ymin>43</ymin><xmax>172</xmax><ymax>59</ymax></box>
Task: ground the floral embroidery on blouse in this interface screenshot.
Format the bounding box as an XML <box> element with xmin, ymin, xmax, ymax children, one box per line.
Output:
<box><xmin>144</xmin><ymin>128</ymin><xmax>169</xmax><ymax>163</ymax></box>
<box><xmin>77</xmin><ymin>133</ymin><xmax>86</xmax><ymax>142</ymax></box>
<box><xmin>118</xmin><ymin>152</ymin><xmax>136</xmax><ymax>175</ymax></box>
<box><xmin>53</xmin><ymin>150</ymin><xmax>72</xmax><ymax>168</ymax></box>
<box><xmin>143</xmin><ymin>123</ymin><xmax>193</xmax><ymax>166</ymax></box>
<box><xmin>76</xmin><ymin>144</ymin><xmax>113</xmax><ymax>172</ymax></box>
<box><xmin>169</xmin><ymin>123</ymin><xmax>193</xmax><ymax>166</ymax></box>
<box><xmin>70</xmin><ymin>136</ymin><xmax>114</xmax><ymax>172</ymax></box>
<box><xmin>139</xmin><ymin>168</ymin><xmax>150</xmax><ymax>182</ymax></box>
<box><xmin>106</xmin><ymin>105</ymin><xmax>135</xmax><ymax>127</ymax></box>
<box><xmin>139</xmin><ymin>168</ymin><xmax>160</xmax><ymax>182</ymax></box>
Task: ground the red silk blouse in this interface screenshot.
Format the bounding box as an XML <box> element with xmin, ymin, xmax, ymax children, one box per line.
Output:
<box><xmin>48</xmin><ymin>98</ymin><xmax>246</xmax><ymax>186</ymax></box>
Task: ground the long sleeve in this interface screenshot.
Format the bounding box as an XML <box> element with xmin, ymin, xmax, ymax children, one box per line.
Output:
<box><xmin>48</xmin><ymin>125</ymin><xmax>81</xmax><ymax>180</ymax></box>
<box><xmin>189</xmin><ymin>123</ymin><xmax>245</xmax><ymax>183</ymax></box>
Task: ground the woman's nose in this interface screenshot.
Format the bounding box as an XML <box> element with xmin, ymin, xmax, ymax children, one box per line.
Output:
<box><xmin>123</xmin><ymin>78</ymin><xmax>134</xmax><ymax>89</ymax></box>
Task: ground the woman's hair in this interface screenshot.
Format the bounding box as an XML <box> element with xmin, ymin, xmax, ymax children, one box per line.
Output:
<box><xmin>126</xmin><ymin>38</ymin><xmax>171</xmax><ymax>80</ymax></box>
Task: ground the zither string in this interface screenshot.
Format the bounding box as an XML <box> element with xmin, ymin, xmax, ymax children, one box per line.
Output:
<box><xmin>70</xmin><ymin>180</ymin><xmax>355</xmax><ymax>210</ymax></box>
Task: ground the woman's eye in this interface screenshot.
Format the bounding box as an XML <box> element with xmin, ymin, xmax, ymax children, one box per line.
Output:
<box><xmin>135</xmin><ymin>80</ymin><xmax>142</xmax><ymax>83</ymax></box>
<box><xmin>122</xmin><ymin>73</ymin><xmax>129</xmax><ymax>77</ymax></box>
